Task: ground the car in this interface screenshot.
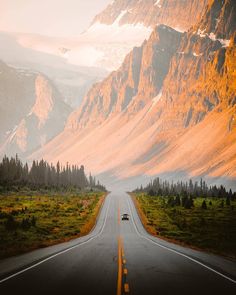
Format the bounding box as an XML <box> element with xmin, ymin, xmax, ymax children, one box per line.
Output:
<box><xmin>121</xmin><ymin>213</ymin><xmax>129</xmax><ymax>220</ymax></box>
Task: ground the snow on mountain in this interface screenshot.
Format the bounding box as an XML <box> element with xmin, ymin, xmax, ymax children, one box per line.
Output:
<box><xmin>0</xmin><ymin>31</ymin><xmax>107</xmax><ymax>108</ymax></box>
<box><xmin>8</xmin><ymin>1</ymin><xmax>208</xmax><ymax>71</ymax></box>
<box><xmin>30</xmin><ymin>0</ymin><xmax>236</xmax><ymax>190</ymax></box>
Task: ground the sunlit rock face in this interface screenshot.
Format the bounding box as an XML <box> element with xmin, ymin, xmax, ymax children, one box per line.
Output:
<box><xmin>0</xmin><ymin>64</ymin><xmax>71</xmax><ymax>158</ymax></box>
<box><xmin>92</xmin><ymin>0</ymin><xmax>207</xmax><ymax>31</ymax></box>
<box><xmin>31</xmin><ymin>0</ymin><xmax>236</xmax><ymax>189</ymax></box>
<box><xmin>82</xmin><ymin>0</ymin><xmax>207</xmax><ymax>70</ymax></box>
<box><xmin>65</xmin><ymin>25</ymin><xmax>182</xmax><ymax>131</ymax></box>
<box><xmin>0</xmin><ymin>61</ymin><xmax>36</xmax><ymax>144</ymax></box>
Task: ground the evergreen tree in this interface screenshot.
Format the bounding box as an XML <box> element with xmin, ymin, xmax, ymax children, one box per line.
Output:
<box><xmin>0</xmin><ymin>155</ymin><xmax>106</xmax><ymax>192</ymax></box>
<box><xmin>201</xmin><ymin>200</ymin><xmax>207</xmax><ymax>209</ymax></box>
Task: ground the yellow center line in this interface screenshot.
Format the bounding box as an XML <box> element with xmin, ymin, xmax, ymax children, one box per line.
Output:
<box><xmin>117</xmin><ymin>236</ymin><xmax>122</xmax><ymax>295</ymax></box>
<box><xmin>122</xmin><ymin>248</ymin><xmax>125</xmax><ymax>257</ymax></box>
<box><xmin>124</xmin><ymin>283</ymin><xmax>130</xmax><ymax>293</ymax></box>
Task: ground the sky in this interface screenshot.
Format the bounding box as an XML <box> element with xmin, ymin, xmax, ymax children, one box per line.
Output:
<box><xmin>0</xmin><ymin>0</ymin><xmax>111</xmax><ymax>37</ymax></box>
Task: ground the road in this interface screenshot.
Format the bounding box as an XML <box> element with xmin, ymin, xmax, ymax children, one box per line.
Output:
<box><xmin>0</xmin><ymin>192</ymin><xmax>236</xmax><ymax>295</ymax></box>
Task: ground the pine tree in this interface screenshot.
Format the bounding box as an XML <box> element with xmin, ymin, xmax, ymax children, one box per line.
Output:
<box><xmin>201</xmin><ymin>200</ymin><xmax>207</xmax><ymax>209</ymax></box>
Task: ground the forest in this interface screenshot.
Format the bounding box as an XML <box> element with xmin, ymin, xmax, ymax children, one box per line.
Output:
<box><xmin>134</xmin><ymin>177</ymin><xmax>235</xmax><ymax>200</ymax></box>
<box><xmin>0</xmin><ymin>155</ymin><xmax>106</xmax><ymax>191</ymax></box>
<box><xmin>133</xmin><ymin>177</ymin><xmax>236</xmax><ymax>256</ymax></box>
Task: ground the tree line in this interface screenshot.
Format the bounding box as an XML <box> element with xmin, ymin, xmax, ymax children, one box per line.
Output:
<box><xmin>0</xmin><ymin>155</ymin><xmax>106</xmax><ymax>191</ymax></box>
<box><xmin>134</xmin><ymin>177</ymin><xmax>235</xmax><ymax>200</ymax></box>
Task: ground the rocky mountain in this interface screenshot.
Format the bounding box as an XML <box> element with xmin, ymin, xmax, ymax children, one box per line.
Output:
<box><xmin>72</xmin><ymin>0</ymin><xmax>208</xmax><ymax>70</ymax></box>
<box><xmin>0</xmin><ymin>61</ymin><xmax>36</xmax><ymax>143</ymax></box>
<box><xmin>66</xmin><ymin>25</ymin><xmax>182</xmax><ymax>131</ymax></box>
<box><xmin>2</xmin><ymin>1</ymin><xmax>207</xmax><ymax>72</ymax></box>
<box><xmin>92</xmin><ymin>0</ymin><xmax>207</xmax><ymax>31</ymax></box>
<box><xmin>0</xmin><ymin>32</ymin><xmax>107</xmax><ymax>108</ymax></box>
<box><xmin>0</xmin><ymin>62</ymin><xmax>71</xmax><ymax>157</ymax></box>
<box><xmin>31</xmin><ymin>0</ymin><xmax>236</xmax><ymax>190</ymax></box>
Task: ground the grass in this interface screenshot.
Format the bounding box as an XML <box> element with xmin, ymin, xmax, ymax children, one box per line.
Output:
<box><xmin>0</xmin><ymin>191</ymin><xmax>106</xmax><ymax>259</ymax></box>
<box><xmin>133</xmin><ymin>193</ymin><xmax>236</xmax><ymax>259</ymax></box>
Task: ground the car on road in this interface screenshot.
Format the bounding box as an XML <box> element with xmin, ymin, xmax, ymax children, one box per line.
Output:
<box><xmin>121</xmin><ymin>213</ymin><xmax>129</xmax><ymax>220</ymax></box>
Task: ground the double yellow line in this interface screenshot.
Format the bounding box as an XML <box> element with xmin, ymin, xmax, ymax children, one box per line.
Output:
<box><xmin>117</xmin><ymin>204</ymin><xmax>129</xmax><ymax>295</ymax></box>
<box><xmin>117</xmin><ymin>236</ymin><xmax>123</xmax><ymax>295</ymax></box>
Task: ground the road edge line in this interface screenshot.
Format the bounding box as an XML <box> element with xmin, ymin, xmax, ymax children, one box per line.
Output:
<box><xmin>127</xmin><ymin>197</ymin><xmax>236</xmax><ymax>284</ymax></box>
<box><xmin>0</xmin><ymin>196</ymin><xmax>111</xmax><ymax>284</ymax></box>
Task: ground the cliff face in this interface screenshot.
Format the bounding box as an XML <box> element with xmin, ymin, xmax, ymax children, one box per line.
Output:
<box><xmin>66</xmin><ymin>25</ymin><xmax>182</xmax><ymax>130</ymax></box>
<box><xmin>0</xmin><ymin>64</ymin><xmax>71</xmax><ymax>157</ymax></box>
<box><xmin>0</xmin><ymin>61</ymin><xmax>36</xmax><ymax>143</ymax></box>
<box><xmin>79</xmin><ymin>0</ymin><xmax>208</xmax><ymax>70</ymax></box>
<box><xmin>31</xmin><ymin>0</ymin><xmax>236</xmax><ymax>188</ymax></box>
<box><xmin>196</xmin><ymin>0</ymin><xmax>236</xmax><ymax>40</ymax></box>
<box><xmin>92</xmin><ymin>0</ymin><xmax>207</xmax><ymax>31</ymax></box>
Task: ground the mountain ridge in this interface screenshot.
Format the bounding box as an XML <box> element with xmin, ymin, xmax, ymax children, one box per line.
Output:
<box><xmin>0</xmin><ymin>63</ymin><xmax>72</xmax><ymax>158</ymax></box>
<box><xmin>30</xmin><ymin>0</ymin><xmax>236</xmax><ymax>189</ymax></box>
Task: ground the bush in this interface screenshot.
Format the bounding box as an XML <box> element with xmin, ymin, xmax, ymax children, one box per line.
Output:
<box><xmin>226</xmin><ymin>196</ymin><xmax>231</xmax><ymax>206</ymax></box>
<box><xmin>220</xmin><ymin>200</ymin><xmax>224</xmax><ymax>208</ymax></box>
<box><xmin>5</xmin><ymin>215</ymin><xmax>18</xmax><ymax>231</ymax></box>
<box><xmin>201</xmin><ymin>200</ymin><xmax>207</xmax><ymax>209</ymax></box>
<box><xmin>21</xmin><ymin>218</ymin><xmax>31</xmax><ymax>230</ymax></box>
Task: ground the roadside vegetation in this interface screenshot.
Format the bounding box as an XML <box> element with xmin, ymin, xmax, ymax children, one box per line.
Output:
<box><xmin>133</xmin><ymin>177</ymin><xmax>236</xmax><ymax>258</ymax></box>
<box><xmin>0</xmin><ymin>191</ymin><xmax>106</xmax><ymax>258</ymax></box>
<box><xmin>0</xmin><ymin>155</ymin><xmax>107</xmax><ymax>258</ymax></box>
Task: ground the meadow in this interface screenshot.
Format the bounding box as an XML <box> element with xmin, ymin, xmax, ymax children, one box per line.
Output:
<box><xmin>0</xmin><ymin>191</ymin><xmax>105</xmax><ymax>258</ymax></box>
<box><xmin>134</xmin><ymin>193</ymin><xmax>236</xmax><ymax>258</ymax></box>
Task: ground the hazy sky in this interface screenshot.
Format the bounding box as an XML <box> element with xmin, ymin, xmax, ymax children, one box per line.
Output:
<box><xmin>0</xmin><ymin>0</ymin><xmax>111</xmax><ymax>37</ymax></box>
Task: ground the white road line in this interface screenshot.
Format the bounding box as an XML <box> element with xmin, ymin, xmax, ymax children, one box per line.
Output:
<box><xmin>0</xmin><ymin>196</ymin><xmax>111</xmax><ymax>284</ymax></box>
<box><xmin>127</xmin><ymin>197</ymin><xmax>236</xmax><ymax>284</ymax></box>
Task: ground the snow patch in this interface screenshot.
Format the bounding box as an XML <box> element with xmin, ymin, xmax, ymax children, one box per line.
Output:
<box><xmin>173</xmin><ymin>27</ymin><xmax>185</xmax><ymax>33</ymax></box>
<box><xmin>197</xmin><ymin>30</ymin><xmax>230</xmax><ymax>47</ymax></box>
<box><xmin>197</xmin><ymin>28</ymin><xmax>206</xmax><ymax>37</ymax></box>
<box><xmin>148</xmin><ymin>91</ymin><xmax>162</xmax><ymax>112</ymax></box>
<box><xmin>77</xmin><ymin>21</ymin><xmax>152</xmax><ymax>70</ymax></box>
<box><xmin>208</xmin><ymin>32</ymin><xmax>230</xmax><ymax>47</ymax></box>
<box><xmin>14</xmin><ymin>12</ymin><xmax>152</xmax><ymax>71</ymax></box>
<box><xmin>154</xmin><ymin>0</ymin><xmax>162</xmax><ymax>8</ymax></box>
<box><xmin>114</xmin><ymin>10</ymin><xmax>127</xmax><ymax>25</ymax></box>
<box><xmin>193</xmin><ymin>52</ymin><xmax>203</xmax><ymax>57</ymax></box>
<box><xmin>152</xmin><ymin>91</ymin><xmax>162</xmax><ymax>107</ymax></box>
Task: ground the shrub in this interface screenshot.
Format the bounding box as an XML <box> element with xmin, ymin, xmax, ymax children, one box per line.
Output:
<box><xmin>226</xmin><ymin>196</ymin><xmax>231</xmax><ymax>206</ymax></box>
<box><xmin>201</xmin><ymin>200</ymin><xmax>207</xmax><ymax>209</ymax></box>
<box><xmin>5</xmin><ymin>215</ymin><xmax>18</xmax><ymax>231</ymax></box>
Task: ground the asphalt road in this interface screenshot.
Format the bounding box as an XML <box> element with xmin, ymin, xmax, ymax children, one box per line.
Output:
<box><xmin>0</xmin><ymin>192</ymin><xmax>236</xmax><ymax>295</ymax></box>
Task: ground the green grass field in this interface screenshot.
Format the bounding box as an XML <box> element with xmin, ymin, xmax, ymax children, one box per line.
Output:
<box><xmin>134</xmin><ymin>194</ymin><xmax>236</xmax><ymax>258</ymax></box>
<box><xmin>0</xmin><ymin>191</ymin><xmax>105</xmax><ymax>258</ymax></box>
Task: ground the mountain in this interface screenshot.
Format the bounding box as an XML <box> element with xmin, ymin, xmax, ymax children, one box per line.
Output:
<box><xmin>92</xmin><ymin>0</ymin><xmax>207</xmax><ymax>31</ymax></box>
<box><xmin>31</xmin><ymin>0</ymin><xmax>236</xmax><ymax>190</ymax></box>
<box><xmin>0</xmin><ymin>32</ymin><xmax>107</xmax><ymax>108</ymax></box>
<box><xmin>78</xmin><ymin>0</ymin><xmax>207</xmax><ymax>70</ymax></box>
<box><xmin>2</xmin><ymin>1</ymin><xmax>207</xmax><ymax>72</ymax></box>
<box><xmin>0</xmin><ymin>62</ymin><xmax>71</xmax><ymax>157</ymax></box>
<box><xmin>0</xmin><ymin>61</ymin><xmax>36</xmax><ymax>143</ymax></box>
<box><xmin>66</xmin><ymin>25</ymin><xmax>182</xmax><ymax>131</ymax></box>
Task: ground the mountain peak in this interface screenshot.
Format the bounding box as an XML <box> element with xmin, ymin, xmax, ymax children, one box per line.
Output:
<box><xmin>31</xmin><ymin>75</ymin><xmax>54</xmax><ymax>128</ymax></box>
<box><xmin>92</xmin><ymin>0</ymin><xmax>208</xmax><ymax>31</ymax></box>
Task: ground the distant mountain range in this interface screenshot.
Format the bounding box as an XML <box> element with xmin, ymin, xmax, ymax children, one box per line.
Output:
<box><xmin>1</xmin><ymin>0</ymin><xmax>236</xmax><ymax>191</ymax></box>
<box><xmin>0</xmin><ymin>61</ymin><xmax>72</xmax><ymax>157</ymax></box>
